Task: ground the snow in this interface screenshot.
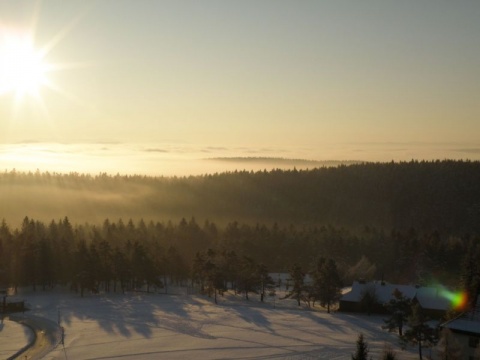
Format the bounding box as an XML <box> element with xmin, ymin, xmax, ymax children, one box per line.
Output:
<box><xmin>9</xmin><ymin>287</ymin><xmax>420</xmax><ymax>360</ymax></box>
<box><xmin>0</xmin><ymin>317</ymin><xmax>33</xmax><ymax>359</ymax></box>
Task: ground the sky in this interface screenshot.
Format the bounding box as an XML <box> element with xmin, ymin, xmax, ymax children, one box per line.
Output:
<box><xmin>1</xmin><ymin>0</ymin><xmax>480</xmax><ymax>175</ymax></box>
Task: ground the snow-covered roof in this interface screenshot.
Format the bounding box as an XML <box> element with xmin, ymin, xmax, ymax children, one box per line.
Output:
<box><xmin>341</xmin><ymin>281</ymin><xmax>413</xmax><ymax>303</ymax></box>
<box><xmin>340</xmin><ymin>280</ymin><xmax>451</xmax><ymax>311</ymax></box>
<box><xmin>442</xmin><ymin>299</ymin><xmax>480</xmax><ymax>335</ymax></box>
<box><xmin>269</xmin><ymin>273</ymin><xmax>313</xmax><ymax>284</ymax></box>
<box><xmin>444</xmin><ymin>318</ymin><xmax>480</xmax><ymax>335</ymax></box>
<box><xmin>415</xmin><ymin>287</ymin><xmax>451</xmax><ymax>310</ymax></box>
<box><xmin>5</xmin><ymin>296</ymin><xmax>24</xmax><ymax>303</ymax></box>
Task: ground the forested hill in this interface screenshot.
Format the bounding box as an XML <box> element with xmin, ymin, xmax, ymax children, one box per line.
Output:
<box><xmin>1</xmin><ymin>160</ymin><xmax>480</xmax><ymax>234</ymax></box>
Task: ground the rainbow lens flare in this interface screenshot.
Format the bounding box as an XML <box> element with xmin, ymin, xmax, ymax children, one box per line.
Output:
<box><xmin>440</xmin><ymin>288</ymin><xmax>469</xmax><ymax>310</ymax></box>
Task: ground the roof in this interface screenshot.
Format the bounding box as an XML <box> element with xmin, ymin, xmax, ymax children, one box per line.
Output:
<box><xmin>415</xmin><ymin>287</ymin><xmax>452</xmax><ymax>310</ymax></box>
<box><xmin>340</xmin><ymin>281</ymin><xmax>414</xmax><ymax>303</ymax></box>
<box><xmin>340</xmin><ymin>280</ymin><xmax>451</xmax><ymax>311</ymax></box>
<box><xmin>442</xmin><ymin>298</ymin><xmax>480</xmax><ymax>335</ymax></box>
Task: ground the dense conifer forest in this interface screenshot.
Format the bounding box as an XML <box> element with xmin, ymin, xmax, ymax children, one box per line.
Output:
<box><xmin>0</xmin><ymin>160</ymin><xmax>479</xmax><ymax>300</ymax></box>
<box><xmin>2</xmin><ymin>160</ymin><xmax>480</xmax><ymax>232</ymax></box>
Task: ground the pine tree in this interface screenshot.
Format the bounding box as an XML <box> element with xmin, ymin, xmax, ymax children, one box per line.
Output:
<box><xmin>461</xmin><ymin>243</ymin><xmax>480</xmax><ymax>308</ymax></box>
<box><xmin>401</xmin><ymin>303</ymin><xmax>437</xmax><ymax>360</ymax></box>
<box><xmin>381</xmin><ymin>345</ymin><xmax>397</xmax><ymax>360</ymax></box>
<box><xmin>286</xmin><ymin>263</ymin><xmax>305</xmax><ymax>306</ymax></box>
<box><xmin>384</xmin><ymin>288</ymin><xmax>412</xmax><ymax>336</ymax></box>
<box><xmin>193</xmin><ymin>252</ymin><xmax>207</xmax><ymax>293</ymax></box>
<box><xmin>316</xmin><ymin>258</ymin><xmax>342</xmax><ymax>313</ymax></box>
<box><xmin>360</xmin><ymin>285</ymin><xmax>378</xmax><ymax>315</ymax></box>
<box><xmin>257</xmin><ymin>263</ymin><xmax>274</xmax><ymax>302</ymax></box>
<box><xmin>352</xmin><ymin>333</ymin><xmax>369</xmax><ymax>360</ymax></box>
<box><xmin>237</xmin><ymin>256</ymin><xmax>261</xmax><ymax>300</ymax></box>
<box><xmin>112</xmin><ymin>246</ymin><xmax>130</xmax><ymax>294</ymax></box>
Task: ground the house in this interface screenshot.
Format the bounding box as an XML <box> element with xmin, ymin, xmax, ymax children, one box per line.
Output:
<box><xmin>440</xmin><ymin>298</ymin><xmax>480</xmax><ymax>360</ymax></box>
<box><xmin>339</xmin><ymin>280</ymin><xmax>451</xmax><ymax>317</ymax></box>
<box><xmin>269</xmin><ymin>272</ymin><xmax>313</xmax><ymax>291</ymax></box>
<box><xmin>415</xmin><ymin>286</ymin><xmax>455</xmax><ymax>318</ymax></box>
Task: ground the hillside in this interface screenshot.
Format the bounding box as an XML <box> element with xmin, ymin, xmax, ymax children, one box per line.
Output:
<box><xmin>1</xmin><ymin>160</ymin><xmax>480</xmax><ymax>233</ymax></box>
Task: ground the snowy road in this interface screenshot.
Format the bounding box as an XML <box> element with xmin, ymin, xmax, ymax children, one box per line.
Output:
<box><xmin>9</xmin><ymin>314</ymin><xmax>62</xmax><ymax>360</ymax></box>
<box><xmin>0</xmin><ymin>318</ymin><xmax>32</xmax><ymax>359</ymax></box>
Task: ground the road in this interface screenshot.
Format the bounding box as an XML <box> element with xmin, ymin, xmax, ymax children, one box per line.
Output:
<box><xmin>9</xmin><ymin>314</ymin><xmax>62</xmax><ymax>360</ymax></box>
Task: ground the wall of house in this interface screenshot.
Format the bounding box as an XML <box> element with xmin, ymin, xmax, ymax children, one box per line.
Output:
<box><xmin>451</xmin><ymin>332</ymin><xmax>480</xmax><ymax>360</ymax></box>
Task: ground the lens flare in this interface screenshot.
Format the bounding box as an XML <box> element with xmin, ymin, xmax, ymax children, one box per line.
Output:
<box><xmin>440</xmin><ymin>288</ymin><xmax>469</xmax><ymax>310</ymax></box>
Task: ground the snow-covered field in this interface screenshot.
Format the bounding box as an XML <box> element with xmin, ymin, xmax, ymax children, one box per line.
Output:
<box><xmin>6</xmin><ymin>288</ymin><xmax>420</xmax><ymax>360</ymax></box>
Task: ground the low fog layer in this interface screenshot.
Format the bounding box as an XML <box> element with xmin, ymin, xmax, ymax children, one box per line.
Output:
<box><xmin>1</xmin><ymin>160</ymin><xmax>480</xmax><ymax>234</ymax></box>
<box><xmin>1</xmin><ymin>142</ymin><xmax>479</xmax><ymax>177</ymax></box>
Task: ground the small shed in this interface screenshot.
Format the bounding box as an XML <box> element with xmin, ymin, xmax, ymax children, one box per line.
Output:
<box><xmin>0</xmin><ymin>290</ymin><xmax>26</xmax><ymax>314</ymax></box>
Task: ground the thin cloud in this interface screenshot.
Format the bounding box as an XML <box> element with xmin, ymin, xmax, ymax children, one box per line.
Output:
<box><xmin>144</xmin><ymin>148</ymin><xmax>169</xmax><ymax>153</ymax></box>
<box><xmin>205</xmin><ymin>157</ymin><xmax>363</xmax><ymax>166</ymax></box>
<box><xmin>456</xmin><ymin>148</ymin><xmax>480</xmax><ymax>154</ymax></box>
<box><xmin>204</xmin><ymin>146</ymin><xmax>228</xmax><ymax>151</ymax></box>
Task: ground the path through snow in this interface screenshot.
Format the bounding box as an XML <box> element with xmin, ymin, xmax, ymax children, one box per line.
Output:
<box><xmin>9</xmin><ymin>314</ymin><xmax>62</xmax><ymax>360</ymax></box>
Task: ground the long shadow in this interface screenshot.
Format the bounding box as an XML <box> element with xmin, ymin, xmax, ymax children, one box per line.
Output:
<box><xmin>298</xmin><ymin>306</ymin><xmax>391</xmax><ymax>337</ymax></box>
<box><xmin>23</xmin><ymin>288</ymin><xmax>215</xmax><ymax>341</ymax></box>
<box><xmin>223</xmin><ymin>298</ymin><xmax>342</xmax><ymax>339</ymax></box>
<box><xmin>20</xmin><ymin>288</ymin><xmax>396</xmax><ymax>353</ymax></box>
<box><xmin>16</xmin><ymin>288</ymin><xmax>410</xmax><ymax>360</ymax></box>
<box><xmin>223</xmin><ymin>302</ymin><xmax>274</xmax><ymax>332</ymax></box>
<box><xmin>291</xmin><ymin>308</ymin><xmax>347</xmax><ymax>335</ymax></box>
<box><xmin>215</xmin><ymin>301</ymin><xmax>327</xmax><ymax>349</ymax></box>
<box><xmin>220</xmin><ymin>300</ymin><xmax>394</xmax><ymax>353</ymax></box>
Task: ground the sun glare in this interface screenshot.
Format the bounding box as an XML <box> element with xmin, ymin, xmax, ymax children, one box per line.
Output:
<box><xmin>0</xmin><ymin>31</ymin><xmax>52</xmax><ymax>99</ymax></box>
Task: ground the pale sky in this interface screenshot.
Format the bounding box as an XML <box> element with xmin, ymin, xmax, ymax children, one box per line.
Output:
<box><xmin>1</xmin><ymin>0</ymin><xmax>480</xmax><ymax>174</ymax></box>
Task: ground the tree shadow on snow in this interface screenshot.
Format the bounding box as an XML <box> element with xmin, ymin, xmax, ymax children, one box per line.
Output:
<box><xmin>26</xmin><ymin>290</ymin><xmax>216</xmax><ymax>340</ymax></box>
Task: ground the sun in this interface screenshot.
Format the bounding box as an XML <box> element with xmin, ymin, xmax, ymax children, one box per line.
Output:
<box><xmin>0</xmin><ymin>31</ymin><xmax>51</xmax><ymax>99</ymax></box>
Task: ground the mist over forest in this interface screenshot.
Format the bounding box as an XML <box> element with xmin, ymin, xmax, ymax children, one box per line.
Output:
<box><xmin>1</xmin><ymin>160</ymin><xmax>480</xmax><ymax>299</ymax></box>
<box><xmin>2</xmin><ymin>160</ymin><xmax>480</xmax><ymax>233</ymax></box>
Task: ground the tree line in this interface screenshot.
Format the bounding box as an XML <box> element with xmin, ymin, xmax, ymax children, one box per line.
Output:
<box><xmin>0</xmin><ymin>216</ymin><xmax>478</xmax><ymax>305</ymax></box>
<box><xmin>2</xmin><ymin>160</ymin><xmax>480</xmax><ymax>233</ymax></box>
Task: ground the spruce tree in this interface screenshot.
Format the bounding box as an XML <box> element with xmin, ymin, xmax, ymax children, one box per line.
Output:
<box><xmin>286</xmin><ymin>263</ymin><xmax>305</xmax><ymax>306</ymax></box>
<box><xmin>352</xmin><ymin>333</ymin><xmax>369</xmax><ymax>360</ymax></box>
<box><xmin>401</xmin><ymin>303</ymin><xmax>437</xmax><ymax>360</ymax></box>
<box><xmin>461</xmin><ymin>243</ymin><xmax>480</xmax><ymax>308</ymax></box>
<box><xmin>384</xmin><ymin>288</ymin><xmax>412</xmax><ymax>336</ymax></box>
<box><xmin>381</xmin><ymin>346</ymin><xmax>397</xmax><ymax>360</ymax></box>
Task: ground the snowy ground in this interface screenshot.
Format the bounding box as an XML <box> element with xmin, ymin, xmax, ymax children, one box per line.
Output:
<box><xmin>9</xmin><ymin>288</ymin><xmax>421</xmax><ymax>360</ymax></box>
<box><xmin>0</xmin><ymin>317</ymin><xmax>33</xmax><ymax>359</ymax></box>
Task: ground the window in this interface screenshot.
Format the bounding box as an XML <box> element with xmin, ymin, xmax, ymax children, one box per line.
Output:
<box><xmin>469</xmin><ymin>335</ymin><xmax>480</xmax><ymax>348</ymax></box>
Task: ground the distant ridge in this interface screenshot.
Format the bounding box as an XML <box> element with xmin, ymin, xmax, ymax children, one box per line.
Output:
<box><xmin>206</xmin><ymin>157</ymin><xmax>364</xmax><ymax>166</ymax></box>
<box><xmin>1</xmin><ymin>160</ymin><xmax>480</xmax><ymax>233</ymax></box>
